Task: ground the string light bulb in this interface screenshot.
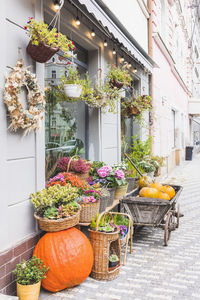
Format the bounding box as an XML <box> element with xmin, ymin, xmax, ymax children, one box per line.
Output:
<box><xmin>91</xmin><ymin>29</ymin><xmax>95</xmax><ymax>37</ymax></box>
<box><xmin>104</xmin><ymin>40</ymin><xmax>108</xmax><ymax>47</ymax></box>
<box><xmin>128</xmin><ymin>63</ymin><xmax>132</xmax><ymax>68</ymax></box>
<box><xmin>112</xmin><ymin>48</ymin><xmax>116</xmax><ymax>55</ymax></box>
<box><xmin>76</xmin><ymin>16</ymin><xmax>80</xmax><ymax>26</ymax></box>
<box><xmin>53</xmin><ymin>0</ymin><xmax>62</xmax><ymax>10</ymax></box>
<box><xmin>121</xmin><ymin>56</ymin><xmax>124</xmax><ymax>62</ymax></box>
<box><xmin>133</xmin><ymin>68</ymin><xmax>137</xmax><ymax>73</ymax></box>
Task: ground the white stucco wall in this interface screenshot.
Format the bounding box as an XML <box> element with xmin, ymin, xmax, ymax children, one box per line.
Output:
<box><xmin>0</xmin><ymin>0</ymin><xmax>44</xmax><ymax>252</ymax></box>
<box><xmin>102</xmin><ymin>0</ymin><xmax>149</xmax><ymax>53</ymax></box>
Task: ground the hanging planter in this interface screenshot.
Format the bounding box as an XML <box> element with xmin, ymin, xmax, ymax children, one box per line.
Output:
<box><xmin>110</xmin><ymin>79</ymin><xmax>124</xmax><ymax>90</ymax></box>
<box><xmin>64</xmin><ymin>84</ymin><xmax>82</xmax><ymax>98</ymax></box>
<box><xmin>107</xmin><ymin>65</ymin><xmax>132</xmax><ymax>90</ymax></box>
<box><xmin>26</xmin><ymin>41</ymin><xmax>59</xmax><ymax>63</ymax></box>
<box><xmin>25</xmin><ymin>18</ymin><xmax>75</xmax><ymax>63</ymax></box>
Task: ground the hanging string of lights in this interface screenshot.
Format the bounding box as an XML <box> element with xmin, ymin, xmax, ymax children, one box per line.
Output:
<box><xmin>52</xmin><ymin>0</ymin><xmax>139</xmax><ymax>73</ymax></box>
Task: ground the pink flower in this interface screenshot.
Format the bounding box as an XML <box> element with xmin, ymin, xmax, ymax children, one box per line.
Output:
<box><xmin>115</xmin><ymin>169</ymin><xmax>125</xmax><ymax>180</ymax></box>
<box><xmin>97</xmin><ymin>170</ymin><xmax>107</xmax><ymax>178</ymax></box>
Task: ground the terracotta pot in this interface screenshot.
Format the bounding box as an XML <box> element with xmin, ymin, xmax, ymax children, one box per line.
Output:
<box><xmin>17</xmin><ymin>281</ymin><xmax>41</xmax><ymax>300</ymax></box>
<box><xmin>26</xmin><ymin>41</ymin><xmax>59</xmax><ymax>63</ymax></box>
<box><xmin>64</xmin><ymin>84</ymin><xmax>82</xmax><ymax>98</ymax></box>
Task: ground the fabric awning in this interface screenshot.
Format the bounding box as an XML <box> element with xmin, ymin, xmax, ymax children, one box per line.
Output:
<box><xmin>78</xmin><ymin>0</ymin><xmax>154</xmax><ymax>73</ymax></box>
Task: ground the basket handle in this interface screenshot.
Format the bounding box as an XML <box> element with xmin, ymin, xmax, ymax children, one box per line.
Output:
<box><xmin>95</xmin><ymin>211</ymin><xmax>114</xmax><ymax>231</ymax></box>
<box><xmin>66</xmin><ymin>155</ymin><xmax>81</xmax><ymax>173</ymax></box>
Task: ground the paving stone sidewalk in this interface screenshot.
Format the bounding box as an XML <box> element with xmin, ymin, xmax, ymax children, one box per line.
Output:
<box><xmin>40</xmin><ymin>155</ymin><xmax>200</xmax><ymax>300</ymax></box>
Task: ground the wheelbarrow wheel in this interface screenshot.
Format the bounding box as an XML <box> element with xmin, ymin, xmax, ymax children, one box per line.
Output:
<box><xmin>176</xmin><ymin>203</ymin><xmax>180</xmax><ymax>229</ymax></box>
<box><xmin>164</xmin><ymin>211</ymin><xmax>172</xmax><ymax>246</ymax></box>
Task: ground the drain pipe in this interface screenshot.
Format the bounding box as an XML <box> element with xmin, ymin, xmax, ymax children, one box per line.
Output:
<box><xmin>148</xmin><ymin>0</ymin><xmax>154</xmax><ymax>154</ymax></box>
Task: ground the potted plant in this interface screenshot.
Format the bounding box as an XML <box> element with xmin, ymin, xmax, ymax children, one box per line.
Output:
<box><xmin>25</xmin><ymin>18</ymin><xmax>75</xmax><ymax>63</ymax></box>
<box><xmin>77</xmin><ymin>189</ymin><xmax>101</xmax><ymax>223</ymax></box>
<box><xmin>107</xmin><ymin>65</ymin><xmax>132</xmax><ymax>89</ymax></box>
<box><xmin>47</xmin><ymin>172</ymin><xmax>89</xmax><ymax>191</ymax></box>
<box><xmin>61</xmin><ymin>67</ymin><xmax>83</xmax><ymax>98</ymax></box>
<box><xmin>151</xmin><ymin>155</ymin><xmax>165</xmax><ymax>177</ymax></box>
<box><xmin>57</xmin><ymin>156</ymin><xmax>91</xmax><ymax>181</ymax></box>
<box><xmin>13</xmin><ymin>256</ymin><xmax>49</xmax><ymax>300</ymax></box>
<box><xmin>109</xmin><ymin>254</ymin><xmax>119</xmax><ymax>269</ymax></box>
<box><xmin>30</xmin><ymin>184</ymin><xmax>81</xmax><ymax>231</ymax></box>
<box><xmin>121</xmin><ymin>95</ymin><xmax>152</xmax><ymax>120</ymax></box>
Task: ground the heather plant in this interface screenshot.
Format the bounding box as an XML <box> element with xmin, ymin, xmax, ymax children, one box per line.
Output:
<box><xmin>57</xmin><ymin>157</ymin><xmax>90</xmax><ymax>174</ymax></box>
<box><xmin>13</xmin><ymin>256</ymin><xmax>49</xmax><ymax>285</ymax></box>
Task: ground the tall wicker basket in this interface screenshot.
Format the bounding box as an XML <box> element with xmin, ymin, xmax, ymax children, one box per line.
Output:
<box><xmin>89</xmin><ymin>212</ymin><xmax>121</xmax><ymax>280</ymax></box>
<box><xmin>67</xmin><ymin>155</ymin><xmax>90</xmax><ymax>183</ymax></box>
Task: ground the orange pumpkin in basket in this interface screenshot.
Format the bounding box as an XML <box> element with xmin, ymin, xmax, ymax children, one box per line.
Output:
<box><xmin>158</xmin><ymin>191</ymin><xmax>170</xmax><ymax>200</ymax></box>
<box><xmin>160</xmin><ymin>185</ymin><xmax>175</xmax><ymax>199</ymax></box>
<box><xmin>139</xmin><ymin>187</ymin><xmax>159</xmax><ymax>198</ymax></box>
<box><xmin>151</xmin><ymin>182</ymin><xmax>163</xmax><ymax>190</ymax></box>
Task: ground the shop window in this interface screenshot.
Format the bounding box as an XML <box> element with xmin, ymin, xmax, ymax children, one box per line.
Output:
<box><xmin>45</xmin><ymin>45</ymin><xmax>89</xmax><ymax>180</ymax></box>
<box><xmin>121</xmin><ymin>76</ymin><xmax>141</xmax><ymax>154</ymax></box>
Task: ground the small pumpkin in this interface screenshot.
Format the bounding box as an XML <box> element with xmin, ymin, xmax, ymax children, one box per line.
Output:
<box><xmin>158</xmin><ymin>191</ymin><xmax>170</xmax><ymax>200</ymax></box>
<box><xmin>33</xmin><ymin>228</ymin><xmax>94</xmax><ymax>292</ymax></box>
<box><xmin>139</xmin><ymin>187</ymin><xmax>159</xmax><ymax>198</ymax></box>
<box><xmin>160</xmin><ymin>185</ymin><xmax>175</xmax><ymax>199</ymax></box>
<box><xmin>151</xmin><ymin>182</ymin><xmax>163</xmax><ymax>190</ymax></box>
<box><xmin>139</xmin><ymin>176</ymin><xmax>152</xmax><ymax>188</ymax></box>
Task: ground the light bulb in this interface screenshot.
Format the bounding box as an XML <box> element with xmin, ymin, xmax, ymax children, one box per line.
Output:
<box><xmin>76</xmin><ymin>16</ymin><xmax>80</xmax><ymax>26</ymax></box>
<box><xmin>113</xmin><ymin>48</ymin><xmax>116</xmax><ymax>55</ymax></box>
<box><xmin>104</xmin><ymin>40</ymin><xmax>108</xmax><ymax>47</ymax></box>
<box><xmin>128</xmin><ymin>63</ymin><xmax>132</xmax><ymax>68</ymax></box>
<box><xmin>91</xmin><ymin>29</ymin><xmax>95</xmax><ymax>37</ymax></box>
<box><xmin>133</xmin><ymin>68</ymin><xmax>137</xmax><ymax>73</ymax></box>
<box><xmin>121</xmin><ymin>56</ymin><xmax>124</xmax><ymax>62</ymax></box>
<box><xmin>53</xmin><ymin>0</ymin><xmax>62</xmax><ymax>10</ymax></box>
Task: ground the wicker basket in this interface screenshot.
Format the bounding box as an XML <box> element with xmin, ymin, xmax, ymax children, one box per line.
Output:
<box><xmin>26</xmin><ymin>41</ymin><xmax>59</xmax><ymax>63</ymax></box>
<box><xmin>34</xmin><ymin>205</ymin><xmax>80</xmax><ymax>232</ymax></box>
<box><xmin>89</xmin><ymin>212</ymin><xmax>121</xmax><ymax>280</ymax></box>
<box><xmin>79</xmin><ymin>199</ymin><xmax>100</xmax><ymax>223</ymax></box>
<box><xmin>67</xmin><ymin>155</ymin><xmax>90</xmax><ymax>183</ymax></box>
<box><xmin>126</xmin><ymin>177</ymin><xmax>139</xmax><ymax>193</ymax></box>
<box><xmin>114</xmin><ymin>184</ymin><xmax>128</xmax><ymax>201</ymax></box>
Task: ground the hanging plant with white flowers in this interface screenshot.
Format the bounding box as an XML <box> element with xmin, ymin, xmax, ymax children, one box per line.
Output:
<box><xmin>4</xmin><ymin>59</ymin><xmax>45</xmax><ymax>135</ymax></box>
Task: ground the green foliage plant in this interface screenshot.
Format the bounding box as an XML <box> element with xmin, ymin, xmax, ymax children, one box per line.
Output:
<box><xmin>107</xmin><ymin>65</ymin><xmax>132</xmax><ymax>87</ymax></box>
<box><xmin>30</xmin><ymin>184</ymin><xmax>79</xmax><ymax>217</ymax></box>
<box><xmin>113</xmin><ymin>214</ymin><xmax>129</xmax><ymax>228</ymax></box>
<box><xmin>13</xmin><ymin>256</ymin><xmax>49</xmax><ymax>285</ymax></box>
<box><xmin>26</xmin><ymin>18</ymin><xmax>75</xmax><ymax>57</ymax></box>
<box><xmin>109</xmin><ymin>254</ymin><xmax>119</xmax><ymax>262</ymax></box>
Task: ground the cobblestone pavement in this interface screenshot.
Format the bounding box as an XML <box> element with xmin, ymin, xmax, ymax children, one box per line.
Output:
<box><xmin>40</xmin><ymin>155</ymin><xmax>200</xmax><ymax>300</ymax></box>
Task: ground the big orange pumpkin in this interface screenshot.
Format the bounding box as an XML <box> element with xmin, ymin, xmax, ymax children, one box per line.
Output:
<box><xmin>33</xmin><ymin>228</ymin><xmax>94</xmax><ymax>292</ymax></box>
<box><xmin>139</xmin><ymin>176</ymin><xmax>152</xmax><ymax>188</ymax></box>
<box><xmin>151</xmin><ymin>182</ymin><xmax>163</xmax><ymax>190</ymax></box>
<box><xmin>139</xmin><ymin>187</ymin><xmax>159</xmax><ymax>198</ymax></box>
<box><xmin>160</xmin><ymin>185</ymin><xmax>175</xmax><ymax>199</ymax></box>
<box><xmin>158</xmin><ymin>191</ymin><xmax>170</xmax><ymax>200</ymax></box>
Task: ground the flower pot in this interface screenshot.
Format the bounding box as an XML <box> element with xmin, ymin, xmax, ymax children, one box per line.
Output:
<box><xmin>126</xmin><ymin>177</ymin><xmax>138</xmax><ymax>193</ymax></box>
<box><xmin>72</xmin><ymin>171</ymin><xmax>89</xmax><ymax>183</ymax></box>
<box><xmin>114</xmin><ymin>184</ymin><xmax>128</xmax><ymax>201</ymax></box>
<box><xmin>99</xmin><ymin>194</ymin><xmax>109</xmax><ymax>213</ymax></box>
<box><xmin>109</xmin><ymin>261</ymin><xmax>120</xmax><ymax>269</ymax></box>
<box><xmin>26</xmin><ymin>41</ymin><xmax>59</xmax><ymax>63</ymax></box>
<box><xmin>79</xmin><ymin>199</ymin><xmax>100</xmax><ymax>223</ymax></box>
<box><xmin>110</xmin><ymin>79</ymin><xmax>124</xmax><ymax>89</ymax></box>
<box><xmin>107</xmin><ymin>187</ymin><xmax>116</xmax><ymax>207</ymax></box>
<box><xmin>17</xmin><ymin>281</ymin><xmax>41</xmax><ymax>300</ymax></box>
<box><xmin>154</xmin><ymin>167</ymin><xmax>161</xmax><ymax>177</ymax></box>
<box><xmin>64</xmin><ymin>84</ymin><xmax>82</xmax><ymax>98</ymax></box>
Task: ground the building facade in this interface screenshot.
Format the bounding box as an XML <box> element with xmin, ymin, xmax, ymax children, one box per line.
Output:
<box><xmin>0</xmin><ymin>0</ymin><xmax>153</xmax><ymax>295</ymax></box>
<box><xmin>151</xmin><ymin>0</ymin><xmax>195</xmax><ymax>174</ymax></box>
